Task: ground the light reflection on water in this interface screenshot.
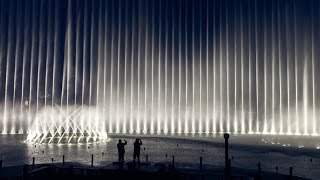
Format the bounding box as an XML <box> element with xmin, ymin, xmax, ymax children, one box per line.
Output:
<box><xmin>0</xmin><ymin>134</ymin><xmax>320</xmax><ymax>179</ymax></box>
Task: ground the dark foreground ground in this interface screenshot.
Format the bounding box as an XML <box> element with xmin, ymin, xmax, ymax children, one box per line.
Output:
<box><xmin>0</xmin><ymin>161</ymin><xmax>309</xmax><ymax>180</ymax></box>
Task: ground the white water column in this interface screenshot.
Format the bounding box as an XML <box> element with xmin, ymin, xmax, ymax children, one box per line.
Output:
<box><xmin>0</xmin><ymin>0</ymin><xmax>318</xmax><ymax>137</ymax></box>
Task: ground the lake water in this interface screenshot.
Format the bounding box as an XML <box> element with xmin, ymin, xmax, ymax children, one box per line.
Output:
<box><xmin>0</xmin><ymin>133</ymin><xmax>319</xmax><ymax>179</ymax></box>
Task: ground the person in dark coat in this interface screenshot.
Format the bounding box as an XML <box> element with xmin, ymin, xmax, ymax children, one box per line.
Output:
<box><xmin>133</xmin><ymin>138</ymin><xmax>143</xmax><ymax>164</ymax></box>
<box><xmin>117</xmin><ymin>139</ymin><xmax>127</xmax><ymax>163</ymax></box>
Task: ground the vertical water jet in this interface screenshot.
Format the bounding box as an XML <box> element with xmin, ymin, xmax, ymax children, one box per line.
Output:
<box><xmin>130</xmin><ymin>1</ymin><xmax>135</xmax><ymax>133</ymax></box>
<box><xmin>271</xmin><ymin>0</ymin><xmax>275</xmax><ymax>133</ymax></box>
<box><xmin>285</xmin><ymin>2</ymin><xmax>291</xmax><ymax>134</ymax></box>
<box><xmin>45</xmin><ymin>0</ymin><xmax>54</xmax><ymax>135</ymax></box>
<box><xmin>143</xmin><ymin>0</ymin><xmax>148</xmax><ymax>134</ymax></box>
<box><xmin>219</xmin><ymin>0</ymin><xmax>223</xmax><ymax>132</ymax></box>
<box><xmin>137</xmin><ymin>0</ymin><xmax>141</xmax><ymax>134</ymax></box>
<box><xmin>13</xmin><ymin>1</ymin><xmax>22</xmax><ymax>133</ymax></box>
<box><xmin>82</xmin><ymin>0</ymin><xmax>88</xmax><ymax>133</ymax></box>
<box><xmin>150</xmin><ymin>0</ymin><xmax>155</xmax><ymax>134</ymax></box>
<box><xmin>199</xmin><ymin>0</ymin><xmax>202</xmax><ymax>133</ymax></box>
<box><xmin>89</xmin><ymin>0</ymin><xmax>95</xmax><ymax>132</ymax></box>
<box><xmin>185</xmin><ymin>1</ymin><xmax>188</xmax><ymax>133</ymax></box>
<box><xmin>178</xmin><ymin>0</ymin><xmax>182</xmax><ymax>134</ymax></box>
<box><xmin>233</xmin><ymin>1</ymin><xmax>238</xmax><ymax>133</ymax></box>
<box><xmin>294</xmin><ymin>0</ymin><xmax>299</xmax><ymax>134</ymax></box>
<box><xmin>37</xmin><ymin>0</ymin><xmax>45</xmax><ymax>116</ymax></box>
<box><xmin>102</xmin><ymin>0</ymin><xmax>109</xmax><ymax>134</ymax></box>
<box><xmin>96</xmin><ymin>0</ymin><xmax>104</xmax><ymax>133</ymax></box>
<box><xmin>157</xmin><ymin>0</ymin><xmax>162</xmax><ymax>133</ymax></box>
<box><xmin>213</xmin><ymin>1</ymin><xmax>216</xmax><ymax>133</ymax></box>
<box><xmin>205</xmin><ymin>0</ymin><xmax>209</xmax><ymax>133</ymax></box>
<box><xmin>28</xmin><ymin>0</ymin><xmax>39</xmax><ymax>134</ymax></box>
<box><xmin>277</xmin><ymin>0</ymin><xmax>283</xmax><ymax>134</ymax></box>
<box><xmin>123</xmin><ymin>0</ymin><xmax>128</xmax><ymax>133</ymax></box>
<box><xmin>240</xmin><ymin>2</ymin><xmax>244</xmax><ymax>133</ymax></box>
<box><xmin>192</xmin><ymin>0</ymin><xmax>195</xmax><ymax>133</ymax></box>
<box><xmin>226</xmin><ymin>0</ymin><xmax>230</xmax><ymax>133</ymax></box>
<box><xmin>45</xmin><ymin>0</ymin><xmax>53</xmax><ymax>112</ymax></box>
<box><xmin>248</xmin><ymin>1</ymin><xmax>252</xmax><ymax>134</ymax></box>
<box><xmin>13</xmin><ymin>1</ymin><xmax>23</xmax><ymax>133</ymax></box>
<box><xmin>171</xmin><ymin>0</ymin><xmax>175</xmax><ymax>134</ymax></box>
<box><xmin>303</xmin><ymin>56</ymin><xmax>308</xmax><ymax>135</ymax></box>
<box><xmin>75</xmin><ymin>0</ymin><xmax>81</xmax><ymax>109</ymax></box>
<box><xmin>109</xmin><ymin>0</ymin><xmax>115</xmax><ymax>133</ymax></box>
<box><xmin>255</xmin><ymin>0</ymin><xmax>259</xmax><ymax>133</ymax></box>
<box><xmin>164</xmin><ymin>0</ymin><xmax>168</xmax><ymax>134</ymax></box>
<box><xmin>116</xmin><ymin>0</ymin><xmax>122</xmax><ymax>133</ymax></box>
<box><xmin>0</xmin><ymin>1</ymin><xmax>5</xmax><ymax>132</ymax></box>
<box><xmin>21</xmin><ymin>0</ymin><xmax>31</xmax><ymax>133</ymax></box>
<box><xmin>263</xmin><ymin>1</ymin><xmax>267</xmax><ymax>133</ymax></box>
<box><xmin>52</xmin><ymin>0</ymin><xmax>60</xmax><ymax>134</ymax></box>
<box><xmin>311</xmin><ymin>1</ymin><xmax>316</xmax><ymax>135</ymax></box>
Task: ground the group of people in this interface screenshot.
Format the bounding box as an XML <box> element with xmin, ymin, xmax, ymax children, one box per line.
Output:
<box><xmin>117</xmin><ymin>138</ymin><xmax>143</xmax><ymax>164</ymax></box>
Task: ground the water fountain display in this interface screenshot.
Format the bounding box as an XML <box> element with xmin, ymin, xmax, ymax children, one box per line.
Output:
<box><xmin>0</xmin><ymin>0</ymin><xmax>319</xmax><ymax>138</ymax></box>
<box><xmin>26</xmin><ymin>105</ymin><xmax>108</xmax><ymax>144</ymax></box>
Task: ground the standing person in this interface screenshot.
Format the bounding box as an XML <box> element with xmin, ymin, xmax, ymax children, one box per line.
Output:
<box><xmin>117</xmin><ymin>139</ymin><xmax>127</xmax><ymax>163</ymax></box>
<box><xmin>133</xmin><ymin>138</ymin><xmax>143</xmax><ymax>164</ymax></box>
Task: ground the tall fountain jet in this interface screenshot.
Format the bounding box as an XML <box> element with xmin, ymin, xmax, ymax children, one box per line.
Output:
<box><xmin>0</xmin><ymin>0</ymin><xmax>319</xmax><ymax>138</ymax></box>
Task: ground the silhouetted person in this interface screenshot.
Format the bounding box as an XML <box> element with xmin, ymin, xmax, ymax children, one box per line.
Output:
<box><xmin>133</xmin><ymin>139</ymin><xmax>143</xmax><ymax>164</ymax></box>
<box><xmin>117</xmin><ymin>139</ymin><xmax>127</xmax><ymax>163</ymax></box>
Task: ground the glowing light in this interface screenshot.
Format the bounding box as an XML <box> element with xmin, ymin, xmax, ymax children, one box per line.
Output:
<box><xmin>26</xmin><ymin>106</ymin><xmax>109</xmax><ymax>144</ymax></box>
<box><xmin>0</xmin><ymin>0</ymin><xmax>319</xmax><ymax>138</ymax></box>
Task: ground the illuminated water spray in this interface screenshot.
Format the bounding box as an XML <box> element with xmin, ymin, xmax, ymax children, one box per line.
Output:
<box><xmin>26</xmin><ymin>106</ymin><xmax>108</xmax><ymax>144</ymax></box>
<box><xmin>0</xmin><ymin>0</ymin><xmax>318</xmax><ymax>139</ymax></box>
